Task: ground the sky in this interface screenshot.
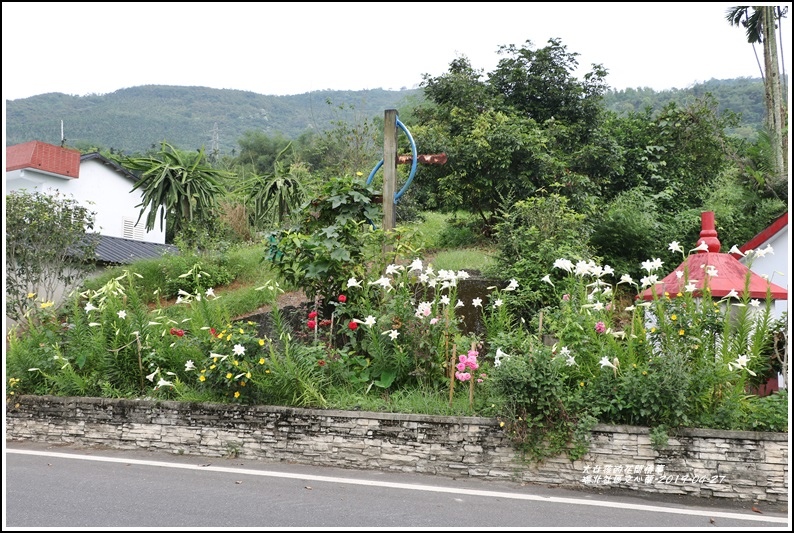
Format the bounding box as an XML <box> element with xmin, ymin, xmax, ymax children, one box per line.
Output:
<box><xmin>2</xmin><ymin>2</ymin><xmax>792</xmax><ymax>101</ymax></box>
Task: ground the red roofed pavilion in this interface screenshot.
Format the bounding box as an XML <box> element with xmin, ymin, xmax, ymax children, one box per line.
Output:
<box><xmin>638</xmin><ymin>211</ymin><xmax>788</xmax><ymax>301</ymax></box>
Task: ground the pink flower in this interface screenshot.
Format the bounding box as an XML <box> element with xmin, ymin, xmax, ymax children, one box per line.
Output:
<box><xmin>595</xmin><ymin>321</ymin><xmax>606</xmax><ymax>334</ymax></box>
<box><xmin>562</xmin><ymin>294</ymin><xmax>570</xmax><ymax>301</ymax></box>
<box><xmin>338</xmin><ymin>294</ymin><xmax>347</xmax><ymax>303</ymax></box>
<box><xmin>456</xmin><ymin>362</ymin><xmax>466</xmax><ymax>372</ymax></box>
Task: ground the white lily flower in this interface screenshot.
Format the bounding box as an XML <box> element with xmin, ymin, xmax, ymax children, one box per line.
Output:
<box><xmin>154</xmin><ymin>377</ymin><xmax>174</xmax><ymax>390</ymax></box>
<box><xmin>385</xmin><ymin>264</ymin><xmax>404</xmax><ymax>276</ymax></box>
<box><xmin>599</xmin><ymin>357</ymin><xmax>617</xmax><ymax>370</ymax></box>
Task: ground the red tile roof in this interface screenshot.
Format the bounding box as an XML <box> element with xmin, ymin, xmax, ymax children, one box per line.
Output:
<box><xmin>6</xmin><ymin>140</ymin><xmax>81</xmax><ymax>178</ymax></box>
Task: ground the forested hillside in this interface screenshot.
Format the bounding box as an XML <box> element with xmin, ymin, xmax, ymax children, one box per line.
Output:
<box><xmin>5</xmin><ymin>77</ymin><xmax>766</xmax><ymax>155</ymax></box>
<box><xmin>5</xmin><ymin>85</ymin><xmax>422</xmax><ymax>155</ymax></box>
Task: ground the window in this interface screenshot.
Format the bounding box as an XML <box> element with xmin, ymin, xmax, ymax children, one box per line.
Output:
<box><xmin>122</xmin><ymin>217</ymin><xmax>146</xmax><ymax>241</ymax></box>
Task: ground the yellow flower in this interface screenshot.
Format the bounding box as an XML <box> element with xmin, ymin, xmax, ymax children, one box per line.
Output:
<box><xmin>265</xmin><ymin>370</ymin><xmax>270</xmax><ymax>374</ymax></box>
<box><xmin>632</xmin><ymin>364</ymin><xmax>637</xmax><ymax>368</ymax></box>
<box><xmin>240</xmin><ymin>381</ymin><xmax>246</xmax><ymax>387</ymax></box>
<box><xmin>642</xmin><ymin>371</ymin><xmax>647</xmax><ymax>376</ymax></box>
<box><xmin>226</xmin><ymin>334</ymin><xmax>232</xmax><ymax>341</ymax></box>
<box><xmin>356</xmin><ymin>171</ymin><xmax>363</xmax><ymax>176</ymax></box>
<box><xmin>679</xmin><ymin>329</ymin><xmax>685</xmax><ymax>336</ymax></box>
<box><xmin>216</xmin><ymin>333</ymin><xmax>224</xmax><ymax>339</ymax></box>
<box><xmin>247</xmin><ymin>321</ymin><xmax>255</xmax><ymax>326</ymax></box>
<box><xmin>199</xmin><ymin>375</ymin><xmax>206</xmax><ymax>382</ymax></box>
<box><xmin>676</xmin><ymin>292</ymin><xmax>683</xmax><ymax>297</ymax></box>
<box><xmin>246</xmin><ymin>372</ymin><xmax>251</xmax><ymax>378</ymax></box>
<box><xmin>258</xmin><ymin>339</ymin><xmax>265</xmax><ymax>346</ymax></box>
<box><xmin>26</xmin><ymin>292</ymin><xmax>36</xmax><ymax>299</ymax></box>
<box><xmin>579</xmin><ymin>382</ymin><xmax>585</xmax><ymax>387</ymax></box>
<box><xmin>40</xmin><ymin>301</ymin><xmax>54</xmax><ymax>309</ymax></box>
<box><xmin>234</xmin><ymin>391</ymin><xmax>240</xmax><ymax>398</ymax></box>
<box><xmin>233</xmin><ymin>360</ymin><xmax>239</xmax><ymax>366</ymax></box>
<box><xmin>238</xmin><ymin>328</ymin><xmax>244</xmax><ymax>334</ymax></box>
<box><xmin>671</xmin><ymin>314</ymin><xmax>677</xmax><ymax>321</ymax></box>
<box><xmin>210</xmin><ymin>364</ymin><xmax>216</xmax><ymax>370</ymax></box>
<box><xmin>651</xmin><ymin>327</ymin><xmax>656</xmax><ymax>333</ymax></box>
<box><xmin>499</xmin><ymin>421</ymin><xmax>505</xmax><ymax>427</ymax></box>
<box><xmin>226</xmin><ymin>372</ymin><xmax>233</xmax><ymax>379</ymax></box>
<box><xmin>259</xmin><ymin>358</ymin><xmax>265</xmax><ymax>365</ymax></box>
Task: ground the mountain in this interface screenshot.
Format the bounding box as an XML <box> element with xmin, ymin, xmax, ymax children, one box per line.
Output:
<box><xmin>5</xmin><ymin>78</ymin><xmax>767</xmax><ymax>155</ymax></box>
<box><xmin>5</xmin><ymin>85</ymin><xmax>423</xmax><ymax>155</ymax></box>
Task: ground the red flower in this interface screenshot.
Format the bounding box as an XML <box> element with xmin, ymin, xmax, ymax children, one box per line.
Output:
<box><xmin>307</xmin><ymin>320</ymin><xmax>317</xmax><ymax>330</ymax></box>
<box><xmin>308</xmin><ymin>310</ymin><xmax>318</xmax><ymax>319</ymax></box>
<box><xmin>348</xmin><ymin>321</ymin><xmax>358</xmax><ymax>331</ymax></box>
<box><xmin>338</xmin><ymin>294</ymin><xmax>347</xmax><ymax>303</ymax></box>
<box><xmin>318</xmin><ymin>360</ymin><xmax>326</xmax><ymax>367</ymax></box>
<box><xmin>210</xmin><ymin>327</ymin><xmax>217</xmax><ymax>336</ymax></box>
<box><xmin>175</xmin><ymin>329</ymin><xmax>185</xmax><ymax>337</ymax></box>
<box><xmin>319</xmin><ymin>319</ymin><xmax>332</xmax><ymax>327</ymax></box>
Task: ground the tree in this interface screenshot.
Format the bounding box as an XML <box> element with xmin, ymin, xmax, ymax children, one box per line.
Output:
<box><xmin>236</xmin><ymin>142</ymin><xmax>310</xmax><ymax>230</ymax></box>
<box><xmin>726</xmin><ymin>5</ymin><xmax>788</xmax><ymax>189</ymax></box>
<box><xmin>414</xmin><ymin>41</ymin><xmax>610</xmax><ymax>224</ymax></box>
<box><xmin>5</xmin><ymin>188</ymin><xmax>100</xmax><ymax>323</ymax></box>
<box><xmin>118</xmin><ymin>142</ymin><xmax>229</xmax><ymax>240</ymax></box>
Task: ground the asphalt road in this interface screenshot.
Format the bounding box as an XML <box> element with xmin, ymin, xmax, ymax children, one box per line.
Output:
<box><xmin>4</xmin><ymin>440</ymin><xmax>790</xmax><ymax>529</ymax></box>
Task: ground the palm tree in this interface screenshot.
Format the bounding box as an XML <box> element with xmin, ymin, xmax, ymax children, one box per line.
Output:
<box><xmin>726</xmin><ymin>6</ymin><xmax>788</xmax><ymax>188</ymax></box>
<box><xmin>119</xmin><ymin>142</ymin><xmax>228</xmax><ymax>235</ymax></box>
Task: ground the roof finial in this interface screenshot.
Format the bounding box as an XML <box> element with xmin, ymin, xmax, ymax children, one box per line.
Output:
<box><xmin>697</xmin><ymin>211</ymin><xmax>721</xmax><ymax>253</ymax></box>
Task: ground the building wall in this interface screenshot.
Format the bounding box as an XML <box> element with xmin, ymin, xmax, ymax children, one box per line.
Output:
<box><xmin>5</xmin><ymin>160</ymin><xmax>165</xmax><ymax>244</ymax></box>
<box><xmin>6</xmin><ymin>396</ymin><xmax>788</xmax><ymax>505</ymax></box>
<box><xmin>740</xmin><ymin>227</ymin><xmax>788</xmax><ymax>319</ymax></box>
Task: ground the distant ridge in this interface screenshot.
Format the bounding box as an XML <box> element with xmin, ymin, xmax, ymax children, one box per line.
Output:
<box><xmin>5</xmin><ymin>78</ymin><xmax>765</xmax><ymax>154</ymax></box>
<box><xmin>5</xmin><ymin>85</ymin><xmax>423</xmax><ymax>154</ymax></box>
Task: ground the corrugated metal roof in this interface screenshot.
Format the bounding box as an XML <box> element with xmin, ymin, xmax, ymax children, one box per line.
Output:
<box><xmin>93</xmin><ymin>234</ymin><xmax>179</xmax><ymax>264</ymax></box>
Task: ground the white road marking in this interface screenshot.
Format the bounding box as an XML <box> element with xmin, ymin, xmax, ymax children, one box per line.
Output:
<box><xmin>7</xmin><ymin>448</ymin><xmax>788</xmax><ymax>524</ymax></box>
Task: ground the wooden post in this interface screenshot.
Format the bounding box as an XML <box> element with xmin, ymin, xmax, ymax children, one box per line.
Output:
<box><xmin>382</xmin><ymin>109</ymin><xmax>397</xmax><ymax>235</ymax></box>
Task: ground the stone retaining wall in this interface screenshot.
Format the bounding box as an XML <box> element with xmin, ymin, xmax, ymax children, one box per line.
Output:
<box><xmin>5</xmin><ymin>395</ymin><xmax>788</xmax><ymax>504</ymax></box>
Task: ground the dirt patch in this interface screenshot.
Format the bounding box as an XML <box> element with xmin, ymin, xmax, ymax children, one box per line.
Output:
<box><xmin>234</xmin><ymin>289</ymin><xmax>312</xmax><ymax>321</ymax></box>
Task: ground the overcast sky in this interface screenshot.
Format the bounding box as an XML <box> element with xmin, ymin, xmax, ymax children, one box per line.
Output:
<box><xmin>2</xmin><ymin>2</ymin><xmax>792</xmax><ymax>101</ymax></box>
